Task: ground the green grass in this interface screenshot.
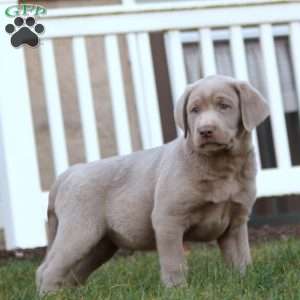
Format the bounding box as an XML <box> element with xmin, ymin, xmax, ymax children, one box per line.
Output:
<box><xmin>1</xmin><ymin>239</ymin><xmax>300</xmax><ymax>300</ymax></box>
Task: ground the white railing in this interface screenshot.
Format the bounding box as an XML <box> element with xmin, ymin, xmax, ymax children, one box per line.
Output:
<box><xmin>0</xmin><ymin>0</ymin><xmax>300</xmax><ymax>249</ymax></box>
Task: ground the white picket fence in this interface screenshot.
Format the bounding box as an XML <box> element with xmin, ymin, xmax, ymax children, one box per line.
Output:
<box><xmin>0</xmin><ymin>0</ymin><xmax>300</xmax><ymax>250</ymax></box>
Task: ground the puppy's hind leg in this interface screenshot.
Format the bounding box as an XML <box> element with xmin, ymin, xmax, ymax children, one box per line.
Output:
<box><xmin>36</xmin><ymin>174</ymin><xmax>65</xmax><ymax>291</ymax></box>
<box><xmin>35</xmin><ymin>207</ymin><xmax>58</xmax><ymax>291</ymax></box>
<box><xmin>38</xmin><ymin>215</ymin><xmax>107</xmax><ymax>295</ymax></box>
<box><xmin>66</xmin><ymin>236</ymin><xmax>118</xmax><ymax>286</ymax></box>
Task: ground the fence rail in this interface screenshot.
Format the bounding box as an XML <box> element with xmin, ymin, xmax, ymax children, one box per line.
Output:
<box><xmin>0</xmin><ymin>0</ymin><xmax>300</xmax><ymax>249</ymax></box>
<box><xmin>40</xmin><ymin>2</ymin><xmax>300</xmax><ymax>37</ymax></box>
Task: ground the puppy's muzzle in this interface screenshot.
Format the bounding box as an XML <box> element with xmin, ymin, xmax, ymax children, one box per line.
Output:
<box><xmin>197</xmin><ymin>125</ymin><xmax>229</xmax><ymax>150</ymax></box>
<box><xmin>198</xmin><ymin>125</ymin><xmax>216</xmax><ymax>139</ymax></box>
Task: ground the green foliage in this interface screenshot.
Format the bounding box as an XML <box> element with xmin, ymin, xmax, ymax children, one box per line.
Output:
<box><xmin>1</xmin><ymin>239</ymin><xmax>300</xmax><ymax>300</ymax></box>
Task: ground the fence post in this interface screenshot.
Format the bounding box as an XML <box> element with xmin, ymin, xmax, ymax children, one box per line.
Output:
<box><xmin>0</xmin><ymin>1</ymin><xmax>47</xmax><ymax>249</ymax></box>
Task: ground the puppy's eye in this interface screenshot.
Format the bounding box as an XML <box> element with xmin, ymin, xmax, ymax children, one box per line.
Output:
<box><xmin>218</xmin><ymin>103</ymin><xmax>231</xmax><ymax>110</ymax></box>
<box><xmin>191</xmin><ymin>107</ymin><xmax>200</xmax><ymax>113</ymax></box>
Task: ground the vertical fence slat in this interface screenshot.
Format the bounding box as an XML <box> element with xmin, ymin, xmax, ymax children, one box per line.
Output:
<box><xmin>126</xmin><ymin>33</ymin><xmax>151</xmax><ymax>149</ymax></box>
<box><xmin>40</xmin><ymin>39</ymin><xmax>69</xmax><ymax>175</ymax></box>
<box><xmin>72</xmin><ymin>37</ymin><xmax>101</xmax><ymax>161</ymax></box>
<box><xmin>230</xmin><ymin>26</ymin><xmax>261</xmax><ymax>170</ymax></box>
<box><xmin>165</xmin><ymin>30</ymin><xmax>188</xmax><ymax>106</ymax></box>
<box><xmin>104</xmin><ymin>34</ymin><xmax>132</xmax><ymax>155</ymax></box>
<box><xmin>165</xmin><ymin>30</ymin><xmax>187</xmax><ymax>136</ymax></box>
<box><xmin>230</xmin><ymin>26</ymin><xmax>249</xmax><ymax>81</ymax></box>
<box><xmin>136</xmin><ymin>32</ymin><xmax>163</xmax><ymax>147</ymax></box>
<box><xmin>290</xmin><ymin>22</ymin><xmax>300</xmax><ymax>119</ymax></box>
<box><xmin>128</xmin><ymin>33</ymin><xmax>163</xmax><ymax>149</ymax></box>
<box><xmin>260</xmin><ymin>24</ymin><xmax>291</xmax><ymax>168</ymax></box>
<box><xmin>199</xmin><ymin>28</ymin><xmax>217</xmax><ymax>77</ymax></box>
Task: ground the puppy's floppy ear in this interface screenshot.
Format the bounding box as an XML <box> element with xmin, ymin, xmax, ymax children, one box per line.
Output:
<box><xmin>235</xmin><ymin>81</ymin><xmax>270</xmax><ymax>131</ymax></box>
<box><xmin>174</xmin><ymin>83</ymin><xmax>196</xmax><ymax>138</ymax></box>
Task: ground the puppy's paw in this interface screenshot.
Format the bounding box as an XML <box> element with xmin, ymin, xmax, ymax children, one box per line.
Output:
<box><xmin>161</xmin><ymin>265</ymin><xmax>187</xmax><ymax>288</ymax></box>
<box><xmin>37</xmin><ymin>271</ymin><xmax>63</xmax><ymax>296</ymax></box>
<box><xmin>238</xmin><ymin>261</ymin><xmax>251</xmax><ymax>276</ymax></box>
<box><xmin>38</xmin><ymin>283</ymin><xmax>61</xmax><ymax>297</ymax></box>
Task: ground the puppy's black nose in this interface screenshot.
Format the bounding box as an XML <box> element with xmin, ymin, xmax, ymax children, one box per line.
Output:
<box><xmin>198</xmin><ymin>125</ymin><xmax>216</xmax><ymax>138</ymax></box>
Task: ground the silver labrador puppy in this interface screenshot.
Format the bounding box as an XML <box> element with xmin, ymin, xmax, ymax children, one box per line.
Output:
<box><xmin>36</xmin><ymin>75</ymin><xmax>269</xmax><ymax>294</ymax></box>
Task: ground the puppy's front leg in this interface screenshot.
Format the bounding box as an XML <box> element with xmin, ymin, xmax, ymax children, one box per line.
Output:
<box><xmin>153</xmin><ymin>218</ymin><xmax>187</xmax><ymax>288</ymax></box>
<box><xmin>218</xmin><ymin>222</ymin><xmax>251</xmax><ymax>274</ymax></box>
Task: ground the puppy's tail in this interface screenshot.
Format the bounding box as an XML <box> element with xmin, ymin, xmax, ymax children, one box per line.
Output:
<box><xmin>46</xmin><ymin>169</ymin><xmax>72</xmax><ymax>252</ymax></box>
<box><xmin>46</xmin><ymin>181</ymin><xmax>60</xmax><ymax>252</ymax></box>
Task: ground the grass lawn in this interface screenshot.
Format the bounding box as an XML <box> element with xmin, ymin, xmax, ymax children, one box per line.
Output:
<box><xmin>0</xmin><ymin>239</ymin><xmax>300</xmax><ymax>300</ymax></box>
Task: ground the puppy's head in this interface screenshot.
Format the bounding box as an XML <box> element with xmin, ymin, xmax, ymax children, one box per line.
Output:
<box><xmin>175</xmin><ymin>75</ymin><xmax>269</xmax><ymax>154</ymax></box>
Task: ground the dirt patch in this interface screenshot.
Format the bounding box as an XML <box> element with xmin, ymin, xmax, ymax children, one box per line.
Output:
<box><xmin>249</xmin><ymin>224</ymin><xmax>300</xmax><ymax>243</ymax></box>
<box><xmin>0</xmin><ymin>247</ymin><xmax>46</xmax><ymax>262</ymax></box>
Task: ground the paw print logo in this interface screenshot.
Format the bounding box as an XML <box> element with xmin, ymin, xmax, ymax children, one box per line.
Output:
<box><xmin>5</xmin><ymin>16</ymin><xmax>44</xmax><ymax>48</ymax></box>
